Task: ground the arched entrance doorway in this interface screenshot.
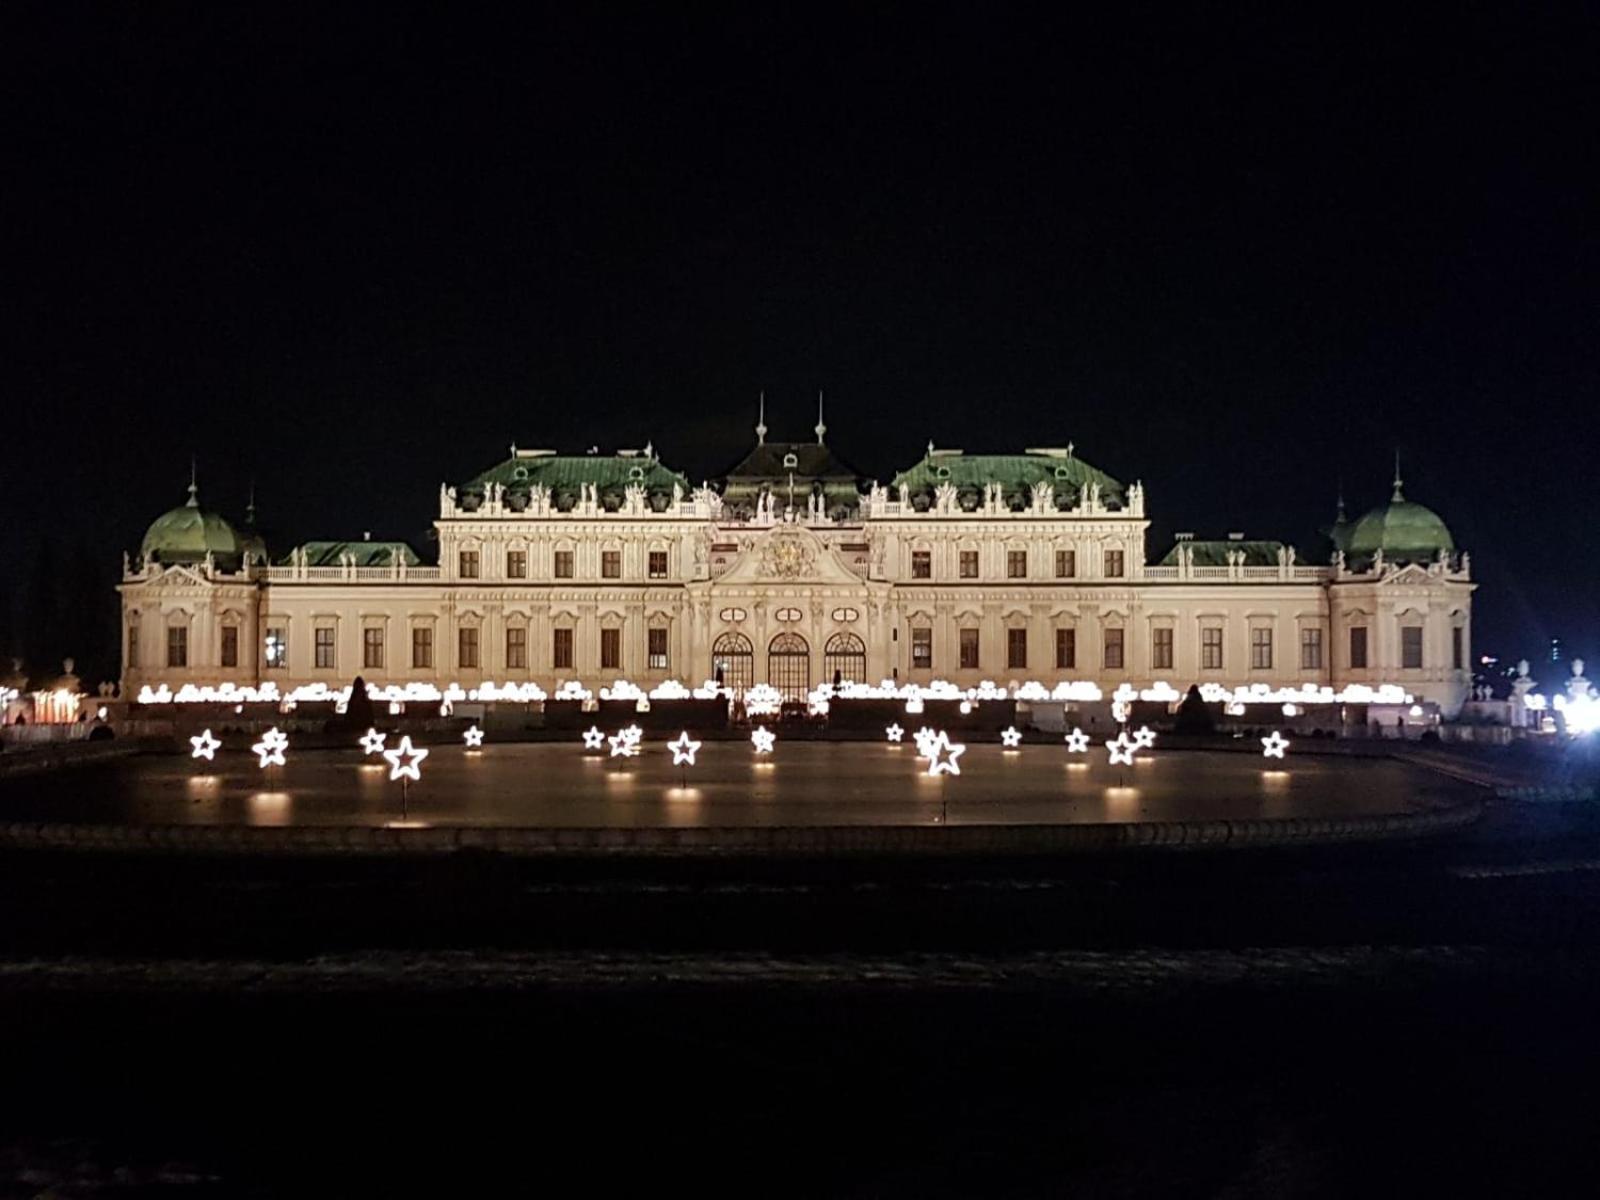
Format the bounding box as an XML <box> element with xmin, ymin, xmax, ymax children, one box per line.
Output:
<box><xmin>823</xmin><ymin>631</ymin><xmax>867</xmax><ymax>686</ymax></box>
<box><xmin>711</xmin><ymin>631</ymin><xmax>754</xmax><ymax>693</ymax></box>
<box><xmin>767</xmin><ymin>632</ymin><xmax>811</xmax><ymax>703</ymax></box>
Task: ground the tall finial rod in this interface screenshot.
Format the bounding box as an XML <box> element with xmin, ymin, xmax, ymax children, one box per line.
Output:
<box><xmin>187</xmin><ymin>455</ymin><xmax>199</xmax><ymax>506</ymax></box>
<box><xmin>1392</xmin><ymin>450</ymin><xmax>1404</xmax><ymax>501</ymax></box>
<box><xmin>247</xmin><ymin>479</ymin><xmax>257</xmax><ymax>525</ymax></box>
<box><xmin>814</xmin><ymin>390</ymin><xmax>826</xmax><ymax>444</ymax></box>
<box><xmin>1335</xmin><ymin>476</ymin><xmax>1346</xmax><ymax>521</ymax></box>
<box><xmin>756</xmin><ymin>391</ymin><xmax>767</xmax><ymax>445</ymax></box>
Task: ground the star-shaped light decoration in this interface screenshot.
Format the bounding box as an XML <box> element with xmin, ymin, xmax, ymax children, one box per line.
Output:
<box><xmin>668</xmin><ymin>731</ymin><xmax>702</xmax><ymax>766</ymax></box>
<box><xmin>383</xmin><ymin>734</ymin><xmax>429</xmax><ymax>781</ymax></box>
<box><xmin>360</xmin><ymin>728</ymin><xmax>387</xmax><ymax>756</ymax></box>
<box><xmin>463</xmin><ymin>724</ymin><xmax>485</xmax><ymax>748</ymax></box>
<box><xmin>581</xmin><ymin>726</ymin><xmax>606</xmax><ymax>750</ymax></box>
<box><xmin>1261</xmin><ymin>730</ymin><xmax>1291</xmax><ymax>759</ymax></box>
<box><xmin>1000</xmin><ymin>726</ymin><xmax>1022</xmax><ymax>748</ymax></box>
<box><xmin>608</xmin><ymin>725</ymin><xmax>643</xmax><ymax>758</ymax></box>
<box><xmin>750</xmin><ymin>726</ymin><xmax>775</xmax><ymax>754</ymax></box>
<box><xmin>189</xmin><ymin>729</ymin><xmax>220</xmax><ymax>761</ymax></box>
<box><xmin>923</xmin><ymin>730</ymin><xmax>966</xmax><ymax>777</ymax></box>
<box><xmin>1132</xmin><ymin>726</ymin><xmax>1157</xmax><ymax>749</ymax></box>
<box><xmin>885</xmin><ymin>723</ymin><xmax>905</xmax><ymax>743</ymax></box>
<box><xmin>913</xmin><ymin>727</ymin><xmax>940</xmax><ymax>757</ymax></box>
<box><xmin>1106</xmin><ymin>732</ymin><xmax>1135</xmax><ymax>766</ymax></box>
<box><xmin>1064</xmin><ymin>727</ymin><xmax>1091</xmax><ymax>754</ymax></box>
<box><xmin>251</xmin><ymin>727</ymin><xmax>289</xmax><ymax>769</ymax></box>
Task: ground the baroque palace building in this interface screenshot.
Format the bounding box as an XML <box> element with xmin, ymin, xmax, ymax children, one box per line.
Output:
<box><xmin>120</xmin><ymin>405</ymin><xmax>1476</xmax><ymax>714</ymax></box>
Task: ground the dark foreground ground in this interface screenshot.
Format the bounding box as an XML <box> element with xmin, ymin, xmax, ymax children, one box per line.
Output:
<box><xmin>3</xmin><ymin>799</ymin><xmax>1600</xmax><ymax>1196</ymax></box>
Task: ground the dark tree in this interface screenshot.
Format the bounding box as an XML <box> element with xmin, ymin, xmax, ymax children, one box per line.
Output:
<box><xmin>1175</xmin><ymin>684</ymin><xmax>1216</xmax><ymax>736</ymax></box>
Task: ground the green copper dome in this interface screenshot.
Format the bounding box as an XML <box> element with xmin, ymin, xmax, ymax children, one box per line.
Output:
<box><xmin>1345</xmin><ymin>487</ymin><xmax>1455</xmax><ymax>563</ymax></box>
<box><xmin>140</xmin><ymin>484</ymin><xmax>244</xmax><ymax>566</ymax></box>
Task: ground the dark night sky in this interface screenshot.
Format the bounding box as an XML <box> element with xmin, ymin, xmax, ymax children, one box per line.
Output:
<box><xmin>4</xmin><ymin>5</ymin><xmax>1598</xmax><ymax>673</ymax></box>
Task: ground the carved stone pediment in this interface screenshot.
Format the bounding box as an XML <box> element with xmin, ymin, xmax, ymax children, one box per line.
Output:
<box><xmin>712</xmin><ymin>526</ymin><xmax>865</xmax><ymax>587</ymax></box>
<box><xmin>1381</xmin><ymin>564</ymin><xmax>1435</xmax><ymax>587</ymax></box>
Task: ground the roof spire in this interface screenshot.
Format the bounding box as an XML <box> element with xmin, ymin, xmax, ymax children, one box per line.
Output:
<box><xmin>187</xmin><ymin>456</ymin><xmax>199</xmax><ymax>507</ymax></box>
<box><xmin>246</xmin><ymin>479</ymin><xmax>257</xmax><ymax>526</ymax></box>
<box><xmin>1335</xmin><ymin>477</ymin><xmax>1347</xmax><ymax>523</ymax></box>
<box><xmin>814</xmin><ymin>390</ymin><xmax>826</xmax><ymax>444</ymax></box>
<box><xmin>755</xmin><ymin>391</ymin><xmax>767</xmax><ymax>445</ymax></box>
<box><xmin>1392</xmin><ymin>450</ymin><xmax>1404</xmax><ymax>501</ymax></box>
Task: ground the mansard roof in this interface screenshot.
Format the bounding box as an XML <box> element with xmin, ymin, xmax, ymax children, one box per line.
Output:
<box><xmin>283</xmin><ymin>540</ymin><xmax>420</xmax><ymax>567</ymax></box>
<box><xmin>463</xmin><ymin>449</ymin><xmax>691</xmax><ymax>498</ymax></box>
<box><xmin>890</xmin><ymin>448</ymin><xmax>1127</xmax><ymax>506</ymax></box>
<box><xmin>719</xmin><ymin>440</ymin><xmax>865</xmax><ymax>485</ymax></box>
<box><xmin>1158</xmin><ymin>539</ymin><xmax>1287</xmax><ymax>567</ymax></box>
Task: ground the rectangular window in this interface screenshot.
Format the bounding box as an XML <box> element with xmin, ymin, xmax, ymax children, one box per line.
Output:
<box><xmin>552</xmin><ymin>628</ymin><xmax>574</xmax><ymax>670</ymax></box>
<box><xmin>602</xmin><ymin>550</ymin><xmax>622</xmax><ymax>579</ymax></box>
<box><xmin>554</xmin><ymin>550</ymin><xmax>574</xmax><ymax>579</ymax></box>
<box><xmin>127</xmin><ymin>623</ymin><xmax>140</xmax><ymax>669</ymax></box>
<box><xmin>1349</xmin><ymin>626</ymin><xmax>1368</xmax><ymax>669</ymax></box>
<box><xmin>264</xmin><ymin>627</ymin><xmax>286</xmax><ymax>669</ymax></box>
<box><xmin>1152</xmin><ymin>627</ymin><xmax>1174</xmax><ymax>670</ymax></box>
<box><xmin>459</xmin><ymin>550</ymin><xmax>480</xmax><ymax>579</ymax></box>
<box><xmin>1007</xmin><ymin>550</ymin><xmax>1027</xmax><ymax>579</ymax></box>
<box><xmin>911</xmin><ymin>550</ymin><xmax>931</xmax><ymax>579</ymax></box>
<box><xmin>1202</xmin><ymin>627</ymin><xmax>1223</xmax><ymax>670</ymax></box>
<box><xmin>911</xmin><ymin>627</ymin><xmax>933</xmax><ymax>670</ymax></box>
<box><xmin>648</xmin><ymin>550</ymin><xmax>668</xmax><ymax>579</ymax></box>
<box><xmin>505</xmin><ymin>627</ymin><xmax>526</xmax><ymax>669</ymax></box>
<box><xmin>1103</xmin><ymin>628</ymin><xmax>1124</xmax><ymax>670</ymax></box>
<box><xmin>1104</xmin><ymin>549</ymin><xmax>1124</xmax><ymax>578</ymax></box>
<box><xmin>412</xmin><ymin>627</ymin><xmax>433</xmax><ymax>669</ymax></box>
<box><xmin>648</xmin><ymin>627</ymin><xmax>669</xmax><ymax>670</ymax></box>
<box><xmin>1007</xmin><ymin>628</ymin><xmax>1027</xmax><ymax>670</ymax></box>
<box><xmin>1452</xmin><ymin>626</ymin><xmax>1463</xmax><ymax>670</ymax></box>
<box><xmin>959</xmin><ymin>627</ymin><xmax>980</xmax><ymax>670</ymax></box>
<box><xmin>1401</xmin><ymin>626</ymin><xmax>1423</xmax><ymax>670</ymax></box>
<box><xmin>458</xmin><ymin>627</ymin><xmax>479</xmax><ymax>670</ymax></box>
<box><xmin>220</xmin><ymin>625</ymin><xmax>239</xmax><ymax>669</ymax></box>
<box><xmin>1055</xmin><ymin>628</ymin><xmax>1076</xmax><ymax>670</ymax></box>
<box><xmin>1055</xmin><ymin>549</ymin><xmax>1075</xmax><ymax>578</ymax></box>
<box><xmin>600</xmin><ymin>627</ymin><xmax>621</xmax><ymax>670</ymax></box>
<box><xmin>506</xmin><ymin>550</ymin><xmax>527</xmax><ymax>579</ymax></box>
<box><xmin>315</xmin><ymin>626</ymin><xmax>336</xmax><ymax>669</ymax></box>
<box><xmin>959</xmin><ymin>550</ymin><xmax>978</xmax><ymax>578</ymax></box>
<box><xmin>1251</xmin><ymin>627</ymin><xmax>1273</xmax><ymax>671</ymax></box>
<box><xmin>363</xmin><ymin>627</ymin><xmax>385</xmax><ymax>670</ymax></box>
<box><xmin>1300</xmin><ymin>628</ymin><xmax>1323</xmax><ymax>671</ymax></box>
<box><xmin>166</xmin><ymin>626</ymin><xmax>188</xmax><ymax>668</ymax></box>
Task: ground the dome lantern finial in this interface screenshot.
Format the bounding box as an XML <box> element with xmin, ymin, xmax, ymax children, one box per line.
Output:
<box><xmin>1392</xmin><ymin>450</ymin><xmax>1404</xmax><ymax>501</ymax></box>
<box><xmin>187</xmin><ymin>456</ymin><xmax>199</xmax><ymax>507</ymax></box>
<box><xmin>814</xmin><ymin>389</ymin><xmax>826</xmax><ymax>445</ymax></box>
<box><xmin>755</xmin><ymin>391</ymin><xmax>767</xmax><ymax>445</ymax></box>
<box><xmin>1335</xmin><ymin>477</ymin><xmax>1347</xmax><ymax>523</ymax></box>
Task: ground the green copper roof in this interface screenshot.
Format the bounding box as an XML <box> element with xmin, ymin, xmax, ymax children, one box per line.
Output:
<box><xmin>285</xmin><ymin>541</ymin><xmax>420</xmax><ymax>567</ymax></box>
<box><xmin>890</xmin><ymin>450</ymin><xmax>1126</xmax><ymax>508</ymax></box>
<box><xmin>1159</xmin><ymin>539</ymin><xmax>1286</xmax><ymax>567</ymax></box>
<box><xmin>140</xmin><ymin>486</ymin><xmax>244</xmax><ymax>565</ymax></box>
<box><xmin>1344</xmin><ymin>495</ymin><xmax>1455</xmax><ymax>563</ymax></box>
<box><xmin>464</xmin><ymin>451</ymin><xmax>691</xmax><ymax>502</ymax></box>
<box><xmin>717</xmin><ymin>440</ymin><xmax>866</xmax><ymax>515</ymax></box>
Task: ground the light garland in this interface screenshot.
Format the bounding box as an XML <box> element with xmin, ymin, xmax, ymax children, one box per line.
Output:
<box><xmin>189</xmin><ymin>729</ymin><xmax>220</xmax><ymax>760</ymax></box>
<box><xmin>383</xmin><ymin>735</ymin><xmax>429</xmax><ymax>781</ymax></box>
<box><xmin>751</xmin><ymin>726</ymin><xmax>775</xmax><ymax>754</ymax></box>
<box><xmin>1261</xmin><ymin>730</ymin><xmax>1290</xmax><ymax>759</ymax></box>
<box><xmin>251</xmin><ymin>727</ymin><xmax>288</xmax><ymax>769</ymax></box>
<box><xmin>744</xmin><ymin>684</ymin><xmax>783</xmax><ymax>716</ymax></box>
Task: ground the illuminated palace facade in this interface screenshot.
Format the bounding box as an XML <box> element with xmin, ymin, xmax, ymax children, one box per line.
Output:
<box><xmin>120</xmin><ymin>411</ymin><xmax>1476</xmax><ymax>714</ymax></box>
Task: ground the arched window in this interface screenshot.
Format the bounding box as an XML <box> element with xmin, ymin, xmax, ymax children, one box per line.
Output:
<box><xmin>768</xmin><ymin>632</ymin><xmax>811</xmax><ymax>703</ymax></box>
<box><xmin>823</xmin><ymin>631</ymin><xmax>867</xmax><ymax>685</ymax></box>
<box><xmin>712</xmin><ymin>631</ymin><xmax>754</xmax><ymax>694</ymax></box>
